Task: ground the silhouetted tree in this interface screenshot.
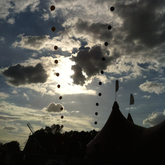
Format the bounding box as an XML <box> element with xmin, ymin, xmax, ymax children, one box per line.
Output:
<box><xmin>3</xmin><ymin>141</ymin><xmax>20</xmax><ymax>152</ymax></box>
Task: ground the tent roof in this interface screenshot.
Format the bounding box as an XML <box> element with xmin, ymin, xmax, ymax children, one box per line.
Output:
<box><xmin>86</xmin><ymin>101</ymin><xmax>165</xmax><ymax>156</ymax></box>
<box><xmin>127</xmin><ymin>113</ymin><xmax>134</xmax><ymax>123</ymax></box>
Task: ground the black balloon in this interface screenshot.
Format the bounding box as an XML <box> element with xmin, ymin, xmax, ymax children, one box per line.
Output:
<box><xmin>102</xmin><ymin>57</ymin><xmax>105</xmax><ymax>61</ymax></box>
<box><xmin>99</xmin><ymin>82</ymin><xmax>102</xmax><ymax>85</ymax></box>
<box><xmin>105</xmin><ymin>42</ymin><xmax>108</xmax><ymax>46</ymax></box>
<box><xmin>98</xmin><ymin>93</ymin><xmax>102</xmax><ymax>96</ymax></box>
<box><xmin>108</xmin><ymin>25</ymin><xmax>112</xmax><ymax>30</ymax></box>
<box><xmin>110</xmin><ymin>7</ymin><xmax>115</xmax><ymax>11</ymax></box>
<box><xmin>101</xmin><ymin>70</ymin><xmax>104</xmax><ymax>74</ymax></box>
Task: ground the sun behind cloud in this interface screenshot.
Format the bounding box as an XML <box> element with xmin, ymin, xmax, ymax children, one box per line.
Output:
<box><xmin>49</xmin><ymin>56</ymin><xmax>96</xmax><ymax>95</ymax></box>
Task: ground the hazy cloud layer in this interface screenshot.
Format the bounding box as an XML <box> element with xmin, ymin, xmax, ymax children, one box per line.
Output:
<box><xmin>0</xmin><ymin>92</ymin><xmax>9</xmax><ymax>99</ymax></box>
<box><xmin>139</xmin><ymin>80</ymin><xmax>165</xmax><ymax>94</ymax></box>
<box><xmin>0</xmin><ymin>115</ymin><xmax>20</xmax><ymax>121</ymax></box>
<box><xmin>2</xmin><ymin>63</ymin><xmax>48</xmax><ymax>86</ymax></box>
<box><xmin>143</xmin><ymin>111</ymin><xmax>165</xmax><ymax>126</ymax></box>
<box><xmin>3</xmin><ymin>126</ymin><xmax>16</xmax><ymax>131</ymax></box>
<box><xmin>12</xmin><ymin>35</ymin><xmax>50</xmax><ymax>50</ymax></box>
<box><xmin>46</xmin><ymin>102</ymin><xmax>64</xmax><ymax>113</ymax></box>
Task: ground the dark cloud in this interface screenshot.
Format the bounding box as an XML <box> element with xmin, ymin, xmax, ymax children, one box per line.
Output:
<box><xmin>115</xmin><ymin>0</ymin><xmax>165</xmax><ymax>48</ymax></box>
<box><xmin>46</xmin><ymin>103</ymin><xmax>64</xmax><ymax>113</ymax></box>
<box><xmin>70</xmin><ymin>45</ymin><xmax>120</xmax><ymax>85</ymax></box>
<box><xmin>75</xmin><ymin>18</ymin><xmax>113</xmax><ymax>42</ymax></box>
<box><xmin>71</xmin><ymin>65</ymin><xmax>86</xmax><ymax>86</ymax></box>
<box><xmin>2</xmin><ymin>63</ymin><xmax>48</xmax><ymax>86</ymax></box>
<box><xmin>3</xmin><ymin>126</ymin><xmax>16</xmax><ymax>131</ymax></box>
<box><xmin>66</xmin><ymin>0</ymin><xmax>165</xmax><ymax>62</ymax></box>
<box><xmin>143</xmin><ymin>111</ymin><xmax>165</xmax><ymax>126</ymax></box>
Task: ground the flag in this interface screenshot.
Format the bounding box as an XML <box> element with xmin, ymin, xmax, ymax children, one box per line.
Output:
<box><xmin>115</xmin><ymin>80</ymin><xmax>119</xmax><ymax>92</ymax></box>
<box><xmin>130</xmin><ymin>94</ymin><xmax>134</xmax><ymax>105</ymax></box>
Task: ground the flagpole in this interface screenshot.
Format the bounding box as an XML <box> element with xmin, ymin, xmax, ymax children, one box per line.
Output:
<box><xmin>115</xmin><ymin>80</ymin><xmax>119</xmax><ymax>101</ymax></box>
<box><xmin>115</xmin><ymin>91</ymin><xmax>116</xmax><ymax>101</ymax></box>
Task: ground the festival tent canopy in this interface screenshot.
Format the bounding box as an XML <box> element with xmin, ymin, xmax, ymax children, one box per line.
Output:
<box><xmin>86</xmin><ymin>101</ymin><xmax>165</xmax><ymax>161</ymax></box>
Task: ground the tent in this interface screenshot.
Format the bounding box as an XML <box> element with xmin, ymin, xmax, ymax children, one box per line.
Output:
<box><xmin>86</xmin><ymin>101</ymin><xmax>165</xmax><ymax>164</ymax></box>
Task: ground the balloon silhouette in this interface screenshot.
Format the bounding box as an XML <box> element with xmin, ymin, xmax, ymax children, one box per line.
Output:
<box><xmin>110</xmin><ymin>7</ymin><xmax>115</xmax><ymax>11</ymax></box>
<box><xmin>59</xmin><ymin>96</ymin><xmax>62</xmax><ymax>100</ymax></box>
<box><xmin>99</xmin><ymin>82</ymin><xmax>102</xmax><ymax>85</ymax></box>
<box><xmin>56</xmin><ymin>73</ymin><xmax>60</xmax><ymax>76</ymax></box>
<box><xmin>101</xmin><ymin>70</ymin><xmax>104</xmax><ymax>74</ymax></box>
<box><xmin>95</xmin><ymin>112</ymin><xmax>98</xmax><ymax>116</ymax></box>
<box><xmin>54</xmin><ymin>60</ymin><xmax>58</xmax><ymax>64</ymax></box>
<box><xmin>104</xmin><ymin>42</ymin><xmax>108</xmax><ymax>46</ymax></box>
<box><xmin>102</xmin><ymin>57</ymin><xmax>105</xmax><ymax>61</ymax></box>
<box><xmin>50</xmin><ymin>5</ymin><xmax>55</xmax><ymax>11</ymax></box>
<box><xmin>54</xmin><ymin>46</ymin><xmax>58</xmax><ymax>50</ymax></box>
<box><xmin>51</xmin><ymin>27</ymin><xmax>56</xmax><ymax>32</ymax></box>
<box><xmin>108</xmin><ymin>25</ymin><xmax>112</xmax><ymax>30</ymax></box>
<box><xmin>96</xmin><ymin>103</ymin><xmax>99</xmax><ymax>106</ymax></box>
<box><xmin>57</xmin><ymin>84</ymin><xmax>60</xmax><ymax>88</ymax></box>
<box><xmin>98</xmin><ymin>93</ymin><xmax>102</xmax><ymax>96</ymax></box>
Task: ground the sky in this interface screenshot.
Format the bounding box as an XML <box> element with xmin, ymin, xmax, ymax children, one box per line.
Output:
<box><xmin>0</xmin><ymin>0</ymin><xmax>165</xmax><ymax>149</ymax></box>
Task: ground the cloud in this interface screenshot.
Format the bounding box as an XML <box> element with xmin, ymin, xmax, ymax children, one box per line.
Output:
<box><xmin>61</xmin><ymin>0</ymin><xmax>165</xmax><ymax>66</ymax></box>
<box><xmin>2</xmin><ymin>63</ymin><xmax>48</xmax><ymax>86</ymax></box>
<box><xmin>7</xmin><ymin>18</ymin><xmax>15</xmax><ymax>24</ymax></box>
<box><xmin>0</xmin><ymin>92</ymin><xmax>9</xmax><ymax>99</ymax></box>
<box><xmin>115</xmin><ymin>0</ymin><xmax>165</xmax><ymax>48</ymax></box>
<box><xmin>0</xmin><ymin>101</ymin><xmax>51</xmax><ymax>122</ymax></box>
<box><xmin>0</xmin><ymin>0</ymin><xmax>40</xmax><ymax>20</ymax></box>
<box><xmin>3</xmin><ymin>126</ymin><xmax>17</xmax><ymax>131</ymax></box>
<box><xmin>46</xmin><ymin>103</ymin><xmax>64</xmax><ymax>113</ymax></box>
<box><xmin>0</xmin><ymin>37</ymin><xmax>5</xmax><ymax>43</ymax></box>
<box><xmin>70</xmin><ymin>45</ymin><xmax>120</xmax><ymax>85</ymax></box>
<box><xmin>12</xmin><ymin>90</ymin><xmax>18</xmax><ymax>94</ymax></box>
<box><xmin>143</xmin><ymin>111</ymin><xmax>165</xmax><ymax>126</ymax></box>
<box><xmin>12</xmin><ymin>35</ymin><xmax>50</xmax><ymax>50</ymax></box>
<box><xmin>73</xmin><ymin>18</ymin><xmax>113</xmax><ymax>42</ymax></box>
<box><xmin>12</xmin><ymin>33</ymin><xmax>81</xmax><ymax>52</ymax></box>
<box><xmin>71</xmin><ymin>65</ymin><xmax>86</xmax><ymax>86</ymax></box>
<box><xmin>142</xmin><ymin>95</ymin><xmax>151</xmax><ymax>99</ymax></box>
<box><xmin>41</xmin><ymin>12</ymin><xmax>49</xmax><ymax>21</ymax></box>
<box><xmin>0</xmin><ymin>115</ymin><xmax>20</xmax><ymax>121</ymax></box>
<box><xmin>139</xmin><ymin>80</ymin><xmax>165</xmax><ymax>94</ymax></box>
<box><xmin>71</xmin><ymin>111</ymin><xmax>79</xmax><ymax>113</ymax></box>
<box><xmin>23</xmin><ymin>93</ymin><xmax>29</xmax><ymax>100</ymax></box>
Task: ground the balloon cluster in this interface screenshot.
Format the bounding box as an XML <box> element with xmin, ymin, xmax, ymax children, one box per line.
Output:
<box><xmin>94</xmin><ymin>6</ymin><xmax>115</xmax><ymax>125</ymax></box>
<box><xmin>50</xmin><ymin>5</ymin><xmax>64</xmax><ymax>124</ymax></box>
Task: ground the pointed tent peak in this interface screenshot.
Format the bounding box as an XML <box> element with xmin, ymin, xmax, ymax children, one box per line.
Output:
<box><xmin>112</xmin><ymin>101</ymin><xmax>119</xmax><ymax>110</ymax></box>
<box><xmin>127</xmin><ymin>113</ymin><xmax>134</xmax><ymax>123</ymax></box>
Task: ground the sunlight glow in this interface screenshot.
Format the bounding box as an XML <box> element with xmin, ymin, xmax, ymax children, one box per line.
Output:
<box><xmin>49</xmin><ymin>56</ymin><xmax>96</xmax><ymax>95</ymax></box>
